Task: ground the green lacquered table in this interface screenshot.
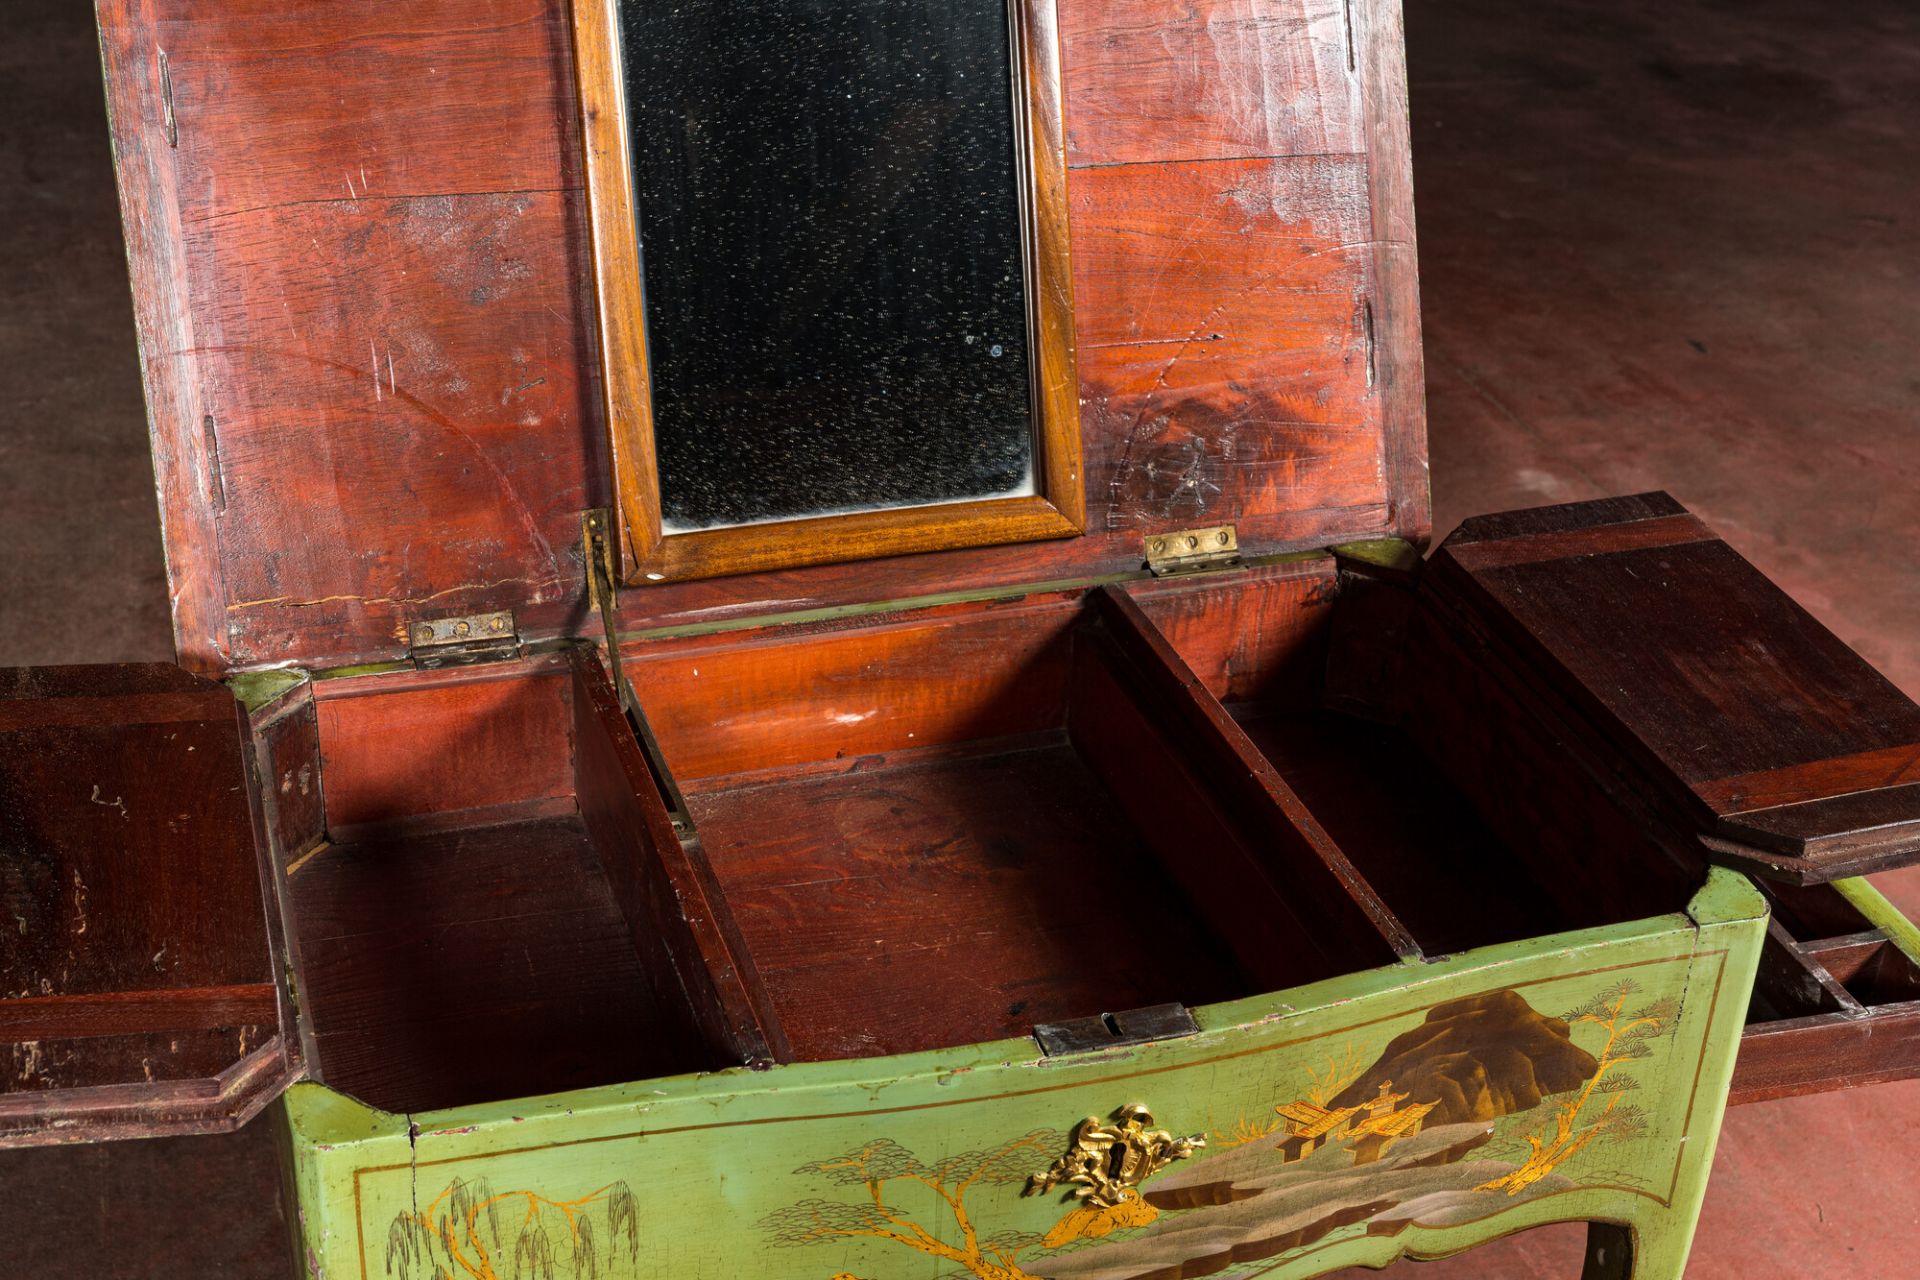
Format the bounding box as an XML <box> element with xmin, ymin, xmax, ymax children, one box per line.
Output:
<box><xmin>288</xmin><ymin>870</ymin><xmax>1767</xmax><ymax>1280</ymax></box>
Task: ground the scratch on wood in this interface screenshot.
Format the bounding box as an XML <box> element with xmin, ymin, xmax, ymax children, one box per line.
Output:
<box><xmin>158</xmin><ymin>49</ymin><xmax>177</xmax><ymax>148</ymax></box>
<box><xmin>1364</xmin><ymin>297</ymin><xmax>1377</xmax><ymax>390</ymax></box>
<box><xmin>203</xmin><ymin>413</ymin><xmax>227</xmax><ymax>510</ymax></box>
<box><xmin>224</xmin><ymin>577</ymin><xmax>543</xmax><ymax>612</ymax></box>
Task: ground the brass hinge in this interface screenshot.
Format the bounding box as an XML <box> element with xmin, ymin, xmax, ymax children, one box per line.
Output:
<box><xmin>1144</xmin><ymin>524</ymin><xmax>1242</xmax><ymax>577</ymax></box>
<box><xmin>405</xmin><ymin>610</ymin><xmax>520</xmax><ymax>669</ymax></box>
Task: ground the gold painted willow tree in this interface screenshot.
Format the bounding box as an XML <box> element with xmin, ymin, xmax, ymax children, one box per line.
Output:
<box><xmin>386</xmin><ymin>1177</ymin><xmax>640</xmax><ymax>1280</ymax></box>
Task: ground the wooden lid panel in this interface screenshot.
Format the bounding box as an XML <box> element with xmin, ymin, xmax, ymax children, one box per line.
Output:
<box><xmin>101</xmin><ymin>0</ymin><xmax>1425</xmax><ymax>671</ymax></box>
<box><xmin>1430</xmin><ymin>493</ymin><xmax>1920</xmax><ymax>883</ymax></box>
<box><xmin>99</xmin><ymin>0</ymin><xmax>603</xmax><ymax>674</ymax></box>
<box><xmin>0</xmin><ymin>665</ymin><xmax>295</xmax><ymax>1144</ymax></box>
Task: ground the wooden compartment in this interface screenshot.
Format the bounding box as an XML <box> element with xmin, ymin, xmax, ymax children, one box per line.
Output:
<box><xmin>621</xmin><ymin>592</ymin><xmax>1405</xmax><ymax>1062</ymax></box>
<box><xmin>252</xmin><ymin>649</ymin><xmax>764</xmax><ymax>1116</ymax></box>
<box><xmin>1730</xmin><ymin>878</ymin><xmax>1920</xmax><ymax>1102</ymax></box>
<box><xmin>1112</xmin><ymin>559</ymin><xmax>1700</xmax><ymax>964</ymax></box>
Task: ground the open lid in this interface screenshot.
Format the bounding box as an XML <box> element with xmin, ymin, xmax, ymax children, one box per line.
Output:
<box><xmin>0</xmin><ymin>665</ymin><xmax>297</xmax><ymax>1146</ymax></box>
<box><xmin>99</xmin><ymin>0</ymin><xmax>1426</xmax><ymax>675</ymax></box>
<box><xmin>1425</xmin><ymin>493</ymin><xmax>1920</xmax><ymax>884</ymax></box>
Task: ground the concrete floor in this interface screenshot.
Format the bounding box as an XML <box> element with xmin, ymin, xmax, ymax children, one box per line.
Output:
<box><xmin>0</xmin><ymin>0</ymin><xmax>1915</xmax><ymax>1274</ymax></box>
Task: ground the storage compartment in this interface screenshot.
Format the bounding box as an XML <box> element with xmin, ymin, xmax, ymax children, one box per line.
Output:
<box><xmin>259</xmin><ymin>649</ymin><xmax>760</xmax><ymax>1115</ymax></box>
<box><xmin>622</xmin><ymin>592</ymin><xmax>1406</xmax><ymax>1061</ymax></box>
<box><xmin>1113</xmin><ymin>511</ymin><xmax>1920</xmax><ymax>1107</ymax></box>
<box><xmin>1730</xmin><ymin>878</ymin><xmax>1920</xmax><ymax>1102</ymax></box>
<box><xmin>1114</xmin><ymin>561</ymin><xmax>1702</xmax><ymax>961</ymax></box>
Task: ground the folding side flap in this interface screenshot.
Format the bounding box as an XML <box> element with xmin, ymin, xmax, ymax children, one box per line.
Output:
<box><xmin>0</xmin><ymin>665</ymin><xmax>298</xmax><ymax>1146</ymax></box>
<box><xmin>1423</xmin><ymin>492</ymin><xmax>1920</xmax><ymax>884</ymax></box>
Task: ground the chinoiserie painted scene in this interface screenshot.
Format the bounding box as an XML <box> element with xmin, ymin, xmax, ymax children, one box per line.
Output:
<box><xmin>293</xmin><ymin>885</ymin><xmax>1763</xmax><ymax>1280</ymax></box>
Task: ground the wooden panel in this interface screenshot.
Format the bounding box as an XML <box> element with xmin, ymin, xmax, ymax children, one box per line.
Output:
<box><xmin>99</xmin><ymin>0</ymin><xmax>1427</xmax><ymax>669</ymax></box>
<box><xmin>1066</xmin><ymin>637</ymin><xmax>1394</xmax><ymax>986</ymax></box>
<box><xmin>1733</xmin><ymin>1005</ymin><xmax>1920</xmax><ymax>1105</ymax></box>
<box><xmin>250</xmin><ymin>682</ymin><xmax>325</xmax><ymax>868</ymax></box>
<box><xmin>1430</xmin><ymin>493</ymin><xmax>1920</xmax><ymax>882</ymax></box>
<box><xmin>313</xmin><ymin>662</ymin><xmax>575</xmax><ymax>831</ymax></box>
<box><xmin>1397</xmin><ymin>597</ymin><xmax>1702</xmax><ymax>931</ymax></box>
<box><xmin>1061</xmin><ymin>0</ymin><xmax>1363</xmax><ymax>165</ymax></box>
<box><xmin>567</xmin><ymin>648</ymin><xmax>786</xmax><ymax>1064</ymax></box>
<box><xmin>1090</xmin><ymin>588</ymin><xmax>1419</xmax><ymax>959</ymax></box>
<box><xmin>98</xmin><ymin>0</ymin><xmax>601</xmax><ymax>671</ymax></box>
<box><xmin>1733</xmin><ymin>873</ymin><xmax>1920</xmax><ymax>1105</ymax></box>
<box><xmin>1072</xmin><ymin>156</ymin><xmax>1383</xmax><ymax>539</ymax></box>
<box><xmin>1117</xmin><ymin>559</ymin><xmax>1337</xmax><ymax>705</ymax></box>
<box><xmin>185</xmin><ymin>193</ymin><xmax>597</xmax><ymax>665</ymax></box>
<box><xmin>0</xmin><ymin>664</ymin><xmax>293</xmax><ymax>1144</ymax></box>
<box><xmin>630</xmin><ymin>598</ymin><xmax>1080</xmax><ymax>785</ymax></box>
<box><xmin>0</xmin><ymin>987</ymin><xmax>279</xmax><ymax>1044</ymax></box>
<box><xmin>689</xmin><ymin>737</ymin><xmax>1252</xmax><ymax>1061</ymax></box>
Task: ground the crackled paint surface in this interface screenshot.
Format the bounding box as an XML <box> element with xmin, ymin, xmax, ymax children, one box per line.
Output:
<box><xmin>286</xmin><ymin>871</ymin><xmax>1764</xmax><ymax>1280</ymax></box>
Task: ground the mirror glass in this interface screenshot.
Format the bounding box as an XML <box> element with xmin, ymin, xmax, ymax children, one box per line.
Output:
<box><xmin>619</xmin><ymin>0</ymin><xmax>1034</xmax><ymax>533</ymax></box>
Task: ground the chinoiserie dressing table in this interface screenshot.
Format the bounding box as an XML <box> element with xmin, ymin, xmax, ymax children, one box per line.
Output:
<box><xmin>5</xmin><ymin>2</ymin><xmax>1920</xmax><ymax>1277</ymax></box>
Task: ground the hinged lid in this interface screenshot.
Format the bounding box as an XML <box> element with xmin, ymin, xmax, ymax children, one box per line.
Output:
<box><xmin>99</xmin><ymin>0</ymin><xmax>1426</xmax><ymax>675</ymax></box>
<box><xmin>1425</xmin><ymin>493</ymin><xmax>1920</xmax><ymax>884</ymax></box>
<box><xmin>0</xmin><ymin>665</ymin><xmax>298</xmax><ymax>1145</ymax></box>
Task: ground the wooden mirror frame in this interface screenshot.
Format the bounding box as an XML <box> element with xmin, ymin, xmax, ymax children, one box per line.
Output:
<box><xmin>571</xmin><ymin>0</ymin><xmax>1084</xmax><ymax>586</ymax></box>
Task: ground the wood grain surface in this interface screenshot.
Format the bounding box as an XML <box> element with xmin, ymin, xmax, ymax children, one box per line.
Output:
<box><xmin>1429</xmin><ymin>493</ymin><xmax>1920</xmax><ymax>882</ymax></box>
<box><xmin>0</xmin><ymin>663</ymin><xmax>294</xmax><ymax>1143</ymax></box>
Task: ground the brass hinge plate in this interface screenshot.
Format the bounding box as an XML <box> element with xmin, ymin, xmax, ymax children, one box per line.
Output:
<box><xmin>1145</xmin><ymin>525</ymin><xmax>1243</xmax><ymax>577</ymax></box>
<box><xmin>406</xmin><ymin>610</ymin><xmax>520</xmax><ymax>669</ymax></box>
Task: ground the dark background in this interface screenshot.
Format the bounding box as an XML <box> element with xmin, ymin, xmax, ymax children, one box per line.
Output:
<box><xmin>1</xmin><ymin>0</ymin><xmax>1916</xmax><ymax>1274</ymax></box>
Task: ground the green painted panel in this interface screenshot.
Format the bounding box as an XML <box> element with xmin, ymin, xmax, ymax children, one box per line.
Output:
<box><xmin>289</xmin><ymin>877</ymin><xmax>1764</xmax><ymax>1280</ymax></box>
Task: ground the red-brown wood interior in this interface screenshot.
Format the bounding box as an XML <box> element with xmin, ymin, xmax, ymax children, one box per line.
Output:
<box><xmin>0</xmin><ymin>666</ymin><xmax>293</xmax><ymax>1145</ymax></box>
<box><xmin>274</xmin><ymin>650</ymin><xmax>773</xmax><ymax>1113</ymax></box>
<box><xmin>1730</xmin><ymin>880</ymin><xmax>1920</xmax><ymax>1104</ymax></box>
<box><xmin>96</xmin><ymin>0</ymin><xmax>1427</xmax><ymax>674</ymax></box>
<box><xmin>1116</xmin><ymin>563</ymin><xmax>1705</xmax><ymax>953</ymax></box>
<box><xmin>620</xmin><ymin>593</ymin><xmax>1405</xmax><ymax>1062</ymax></box>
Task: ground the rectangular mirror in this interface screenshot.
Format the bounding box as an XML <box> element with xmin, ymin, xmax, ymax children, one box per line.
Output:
<box><xmin>575</xmin><ymin>0</ymin><xmax>1082</xmax><ymax>584</ymax></box>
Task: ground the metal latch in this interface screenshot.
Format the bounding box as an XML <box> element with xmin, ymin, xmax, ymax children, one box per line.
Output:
<box><xmin>406</xmin><ymin>610</ymin><xmax>519</xmax><ymax>668</ymax></box>
<box><xmin>1145</xmin><ymin>525</ymin><xmax>1242</xmax><ymax>576</ymax></box>
<box><xmin>1032</xmin><ymin>1003</ymin><xmax>1201</xmax><ymax>1056</ymax></box>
